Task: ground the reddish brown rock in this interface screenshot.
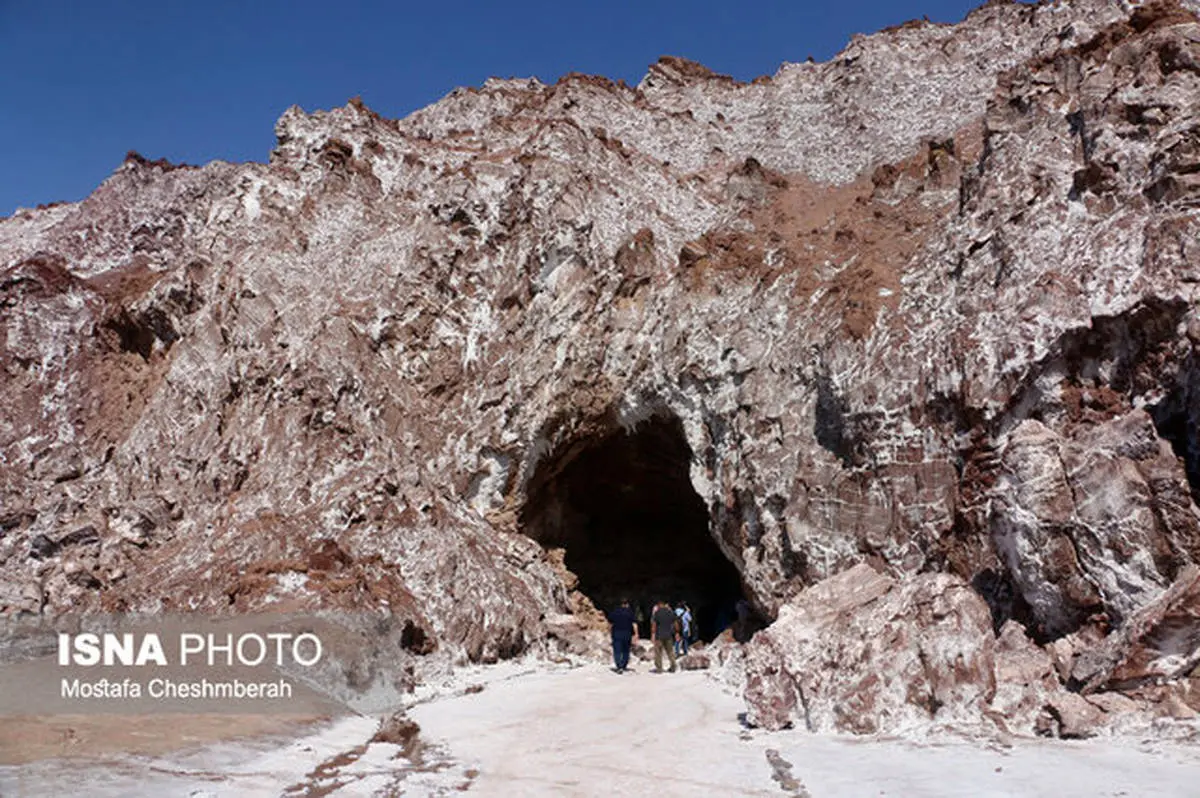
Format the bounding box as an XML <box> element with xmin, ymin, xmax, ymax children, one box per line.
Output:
<box><xmin>1153</xmin><ymin>684</ymin><xmax>1200</xmax><ymax>720</ymax></box>
<box><xmin>989</xmin><ymin>412</ymin><xmax>1200</xmax><ymax>637</ymax></box>
<box><xmin>1085</xmin><ymin>691</ymin><xmax>1139</xmax><ymax>715</ymax></box>
<box><xmin>988</xmin><ymin>621</ymin><xmax>1062</xmax><ymax>735</ymax></box>
<box><xmin>744</xmin><ymin>565</ymin><xmax>996</xmax><ymax>733</ymax></box>
<box><xmin>1045</xmin><ymin>692</ymin><xmax>1106</xmax><ymax>739</ymax></box>
<box><xmin>1072</xmin><ymin>565</ymin><xmax>1200</xmax><ymax>692</ymax></box>
<box><xmin>543</xmin><ymin>613</ymin><xmax>608</xmax><ymax>659</ymax></box>
<box><xmin>3</xmin><ymin>1</ymin><xmax>1200</xmax><ymax>730</ymax></box>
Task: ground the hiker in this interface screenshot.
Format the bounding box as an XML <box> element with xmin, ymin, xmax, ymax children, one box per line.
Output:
<box><xmin>608</xmin><ymin>598</ymin><xmax>638</xmax><ymax>673</ymax></box>
<box><xmin>650</xmin><ymin>599</ymin><xmax>680</xmax><ymax>673</ymax></box>
<box><xmin>674</xmin><ymin>601</ymin><xmax>694</xmax><ymax>656</ymax></box>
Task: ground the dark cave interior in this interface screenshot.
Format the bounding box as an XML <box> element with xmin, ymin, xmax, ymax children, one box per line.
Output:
<box><xmin>520</xmin><ymin>415</ymin><xmax>747</xmax><ymax>641</ymax></box>
<box><xmin>1150</xmin><ymin>368</ymin><xmax>1200</xmax><ymax>506</ymax></box>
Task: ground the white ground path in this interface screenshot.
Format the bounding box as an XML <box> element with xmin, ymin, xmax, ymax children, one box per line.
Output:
<box><xmin>3</xmin><ymin>661</ymin><xmax>1200</xmax><ymax>796</ymax></box>
<box><xmin>410</xmin><ymin>663</ymin><xmax>1200</xmax><ymax>798</ymax></box>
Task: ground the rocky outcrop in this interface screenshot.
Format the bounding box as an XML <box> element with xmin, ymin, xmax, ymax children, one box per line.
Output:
<box><xmin>4</xmin><ymin>1</ymin><xmax>1200</xmax><ymax>732</ymax></box>
<box><xmin>986</xmin><ymin>620</ymin><xmax>1062</xmax><ymax>735</ymax></box>
<box><xmin>744</xmin><ymin>564</ymin><xmax>996</xmax><ymax>733</ymax></box>
<box><xmin>990</xmin><ymin>411</ymin><xmax>1199</xmax><ymax>638</ymax></box>
<box><xmin>1072</xmin><ymin>565</ymin><xmax>1200</xmax><ymax>692</ymax></box>
<box><xmin>744</xmin><ymin>560</ymin><xmax>1200</xmax><ymax>737</ymax></box>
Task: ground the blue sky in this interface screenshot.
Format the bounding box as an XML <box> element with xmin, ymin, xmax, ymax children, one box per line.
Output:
<box><xmin>1</xmin><ymin>1</ymin><xmax>1015</xmax><ymax>215</ymax></box>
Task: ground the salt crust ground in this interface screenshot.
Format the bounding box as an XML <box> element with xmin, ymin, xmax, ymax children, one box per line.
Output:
<box><xmin>3</xmin><ymin>661</ymin><xmax>1200</xmax><ymax>797</ymax></box>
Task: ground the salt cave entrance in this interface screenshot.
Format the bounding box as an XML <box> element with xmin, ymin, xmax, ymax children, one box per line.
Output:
<box><xmin>520</xmin><ymin>415</ymin><xmax>746</xmax><ymax>641</ymax></box>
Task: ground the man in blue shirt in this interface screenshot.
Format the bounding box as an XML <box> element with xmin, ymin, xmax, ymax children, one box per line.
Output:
<box><xmin>674</xmin><ymin>602</ymin><xmax>694</xmax><ymax>656</ymax></box>
<box><xmin>608</xmin><ymin>598</ymin><xmax>638</xmax><ymax>673</ymax></box>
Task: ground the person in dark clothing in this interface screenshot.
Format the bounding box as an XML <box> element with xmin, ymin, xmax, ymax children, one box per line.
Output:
<box><xmin>650</xmin><ymin>600</ymin><xmax>680</xmax><ymax>673</ymax></box>
<box><xmin>734</xmin><ymin>598</ymin><xmax>753</xmax><ymax>643</ymax></box>
<box><xmin>608</xmin><ymin>598</ymin><xmax>638</xmax><ymax>673</ymax></box>
<box><xmin>634</xmin><ymin>601</ymin><xmax>647</xmax><ymax>639</ymax></box>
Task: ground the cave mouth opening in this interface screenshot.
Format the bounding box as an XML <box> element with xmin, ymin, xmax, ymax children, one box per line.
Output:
<box><xmin>1149</xmin><ymin>361</ymin><xmax>1200</xmax><ymax>506</ymax></box>
<box><xmin>520</xmin><ymin>414</ymin><xmax>747</xmax><ymax>642</ymax></box>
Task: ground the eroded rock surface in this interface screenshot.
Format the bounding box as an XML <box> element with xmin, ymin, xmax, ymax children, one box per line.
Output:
<box><xmin>1073</xmin><ymin>564</ymin><xmax>1200</xmax><ymax>692</ymax></box>
<box><xmin>5</xmin><ymin>0</ymin><xmax>1200</xmax><ymax>730</ymax></box>
<box><xmin>990</xmin><ymin>411</ymin><xmax>1199</xmax><ymax>637</ymax></box>
<box><xmin>744</xmin><ymin>564</ymin><xmax>996</xmax><ymax>733</ymax></box>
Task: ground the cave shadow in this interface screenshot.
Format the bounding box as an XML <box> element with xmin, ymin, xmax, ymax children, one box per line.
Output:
<box><xmin>520</xmin><ymin>414</ymin><xmax>749</xmax><ymax>642</ymax></box>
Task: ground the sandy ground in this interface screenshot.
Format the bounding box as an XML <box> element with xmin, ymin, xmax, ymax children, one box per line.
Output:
<box><xmin>4</xmin><ymin>661</ymin><xmax>1200</xmax><ymax>797</ymax></box>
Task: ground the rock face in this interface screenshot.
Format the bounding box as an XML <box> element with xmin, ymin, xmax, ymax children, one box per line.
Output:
<box><xmin>1072</xmin><ymin>564</ymin><xmax>1200</xmax><ymax>692</ymax></box>
<box><xmin>743</xmin><ymin>564</ymin><xmax>996</xmax><ymax>733</ymax></box>
<box><xmin>987</xmin><ymin>619</ymin><xmax>1062</xmax><ymax>734</ymax></box>
<box><xmin>5</xmin><ymin>0</ymin><xmax>1200</xmax><ymax>730</ymax></box>
<box><xmin>991</xmin><ymin>411</ymin><xmax>1197</xmax><ymax>637</ymax></box>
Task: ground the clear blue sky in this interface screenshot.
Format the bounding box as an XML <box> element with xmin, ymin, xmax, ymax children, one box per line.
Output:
<box><xmin>1</xmin><ymin>1</ymin><xmax>1015</xmax><ymax>215</ymax></box>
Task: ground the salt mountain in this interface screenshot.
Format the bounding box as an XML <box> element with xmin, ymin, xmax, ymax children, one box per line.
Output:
<box><xmin>4</xmin><ymin>0</ymin><xmax>1200</xmax><ymax>736</ymax></box>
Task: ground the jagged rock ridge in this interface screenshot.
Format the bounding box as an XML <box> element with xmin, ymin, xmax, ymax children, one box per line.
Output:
<box><xmin>3</xmin><ymin>0</ymin><xmax>1200</xmax><ymax>732</ymax></box>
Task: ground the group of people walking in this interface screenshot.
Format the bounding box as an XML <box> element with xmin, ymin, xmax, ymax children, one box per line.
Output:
<box><xmin>606</xmin><ymin>598</ymin><xmax>695</xmax><ymax>674</ymax></box>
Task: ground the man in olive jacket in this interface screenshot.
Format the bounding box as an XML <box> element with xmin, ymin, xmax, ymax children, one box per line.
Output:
<box><xmin>650</xmin><ymin>600</ymin><xmax>680</xmax><ymax>673</ymax></box>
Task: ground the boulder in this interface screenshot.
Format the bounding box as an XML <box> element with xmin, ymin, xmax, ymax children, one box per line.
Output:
<box><xmin>988</xmin><ymin>621</ymin><xmax>1061</xmax><ymax>735</ymax></box>
<box><xmin>1084</xmin><ymin>691</ymin><xmax>1139</xmax><ymax>715</ymax></box>
<box><xmin>1045</xmin><ymin>692</ymin><xmax>1106</xmax><ymax>739</ymax></box>
<box><xmin>1072</xmin><ymin>565</ymin><xmax>1200</xmax><ymax>692</ymax></box>
<box><xmin>744</xmin><ymin>565</ymin><xmax>995</xmax><ymax>734</ymax></box>
<box><xmin>990</xmin><ymin>413</ymin><xmax>1200</xmax><ymax>638</ymax></box>
<box><xmin>543</xmin><ymin>613</ymin><xmax>608</xmax><ymax>658</ymax></box>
